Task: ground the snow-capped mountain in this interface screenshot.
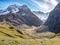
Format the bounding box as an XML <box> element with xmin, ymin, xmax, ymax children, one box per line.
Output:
<box><xmin>32</xmin><ymin>11</ymin><xmax>49</xmax><ymax>23</ymax></box>
<box><xmin>7</xmin><ymin>4</ymin><xmax>19</xmax><ymax>13</ymax></box>
<box><xmin>7</xmin><ymin>4</ymin><xmax>30</xmax><ymax>13</ymax></box>
<box><xmin>0</xmin><ymin>4</ymin><xmax>42</xmax><ymax>28</ymax></box>
<box><xmin>0</xmin><ymin>4</ymin><xmax>30</xmax><ymax>15</ymax></box>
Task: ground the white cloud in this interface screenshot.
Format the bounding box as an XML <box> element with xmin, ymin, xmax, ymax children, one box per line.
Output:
<box><xmin>44</xmin><ymin>0</ymin><xmax>58</xmax><ymax>6</ymax></box>
<box><xmin>31</xmin><ymin>0</ymin><xmax>50</xmax><ymax>12</ymax></box>
<box><xmin>31</xmin><ymin>0</ymin><xmax>49</xmax><ymax>10</ymax></box>
<box><xmin>31</xmin><ymin>0</ymin><xmax>58</xmax><ymax>13</ymax></box>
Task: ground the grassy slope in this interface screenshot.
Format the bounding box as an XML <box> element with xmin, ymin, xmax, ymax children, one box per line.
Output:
<box><xmin>0</xmin><ymin>24</ymin><xmax>60</xmax><ymax>45</ymax></box>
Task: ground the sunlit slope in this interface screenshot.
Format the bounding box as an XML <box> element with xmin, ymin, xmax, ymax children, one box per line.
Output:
<box><xmin>0</xmin><ymin>24</ymin><xmax>31</xmax><ymax>40</ymax></box>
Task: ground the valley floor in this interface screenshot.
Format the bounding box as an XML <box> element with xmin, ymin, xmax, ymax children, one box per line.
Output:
<box><xmin>0</xmin><ymin>24</ymin><xmax>60</xmax><ymax>45</ymax></box>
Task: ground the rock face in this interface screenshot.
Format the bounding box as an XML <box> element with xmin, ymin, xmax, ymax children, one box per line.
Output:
<box><xmin>0</xmin><ymin>4</ymin><xmax>42</xmax><ymax>28</ymax></box>
<box><xmin>45</xmin><ymin>3</ymin><xmax>60</xmax><ymax>33</ymax></box>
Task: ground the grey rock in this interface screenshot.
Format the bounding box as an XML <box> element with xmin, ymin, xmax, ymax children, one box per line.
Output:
<box><xmin>45</xmin><ymin>2</ymin><xmax>60</xmax><ymax>33</ymax></box>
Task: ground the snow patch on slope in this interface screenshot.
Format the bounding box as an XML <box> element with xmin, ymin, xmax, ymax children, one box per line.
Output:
<box><xmin>12</xmin><ymin>8</ymin><xmax>19</xmax><ymax>13</ymax></box>
<box><xmin>0</xmin><ymin>10</ymin><xmax>10</xmax><ymax>15</ymax></box>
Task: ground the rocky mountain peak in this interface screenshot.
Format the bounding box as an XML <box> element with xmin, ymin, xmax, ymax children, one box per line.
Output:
<box><xmin>0</xmin><ymin>4</ymin><xmax>31</xmax><ymax>15</ymax></box>
<box><xmin>7</xmin><ymin>4</ymin><xmax>28</xmax><ymax>10</ymax></box>
<box><xmin>0</xmin><ymin>4</ymin><xmax>42</xmax><ymax>27</ymax></box>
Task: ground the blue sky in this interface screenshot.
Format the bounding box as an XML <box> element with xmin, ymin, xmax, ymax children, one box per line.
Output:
<box><xmin>0</xmin><ymin>0</ymin><xmax>60</xmax><ymax>13</ymax></box>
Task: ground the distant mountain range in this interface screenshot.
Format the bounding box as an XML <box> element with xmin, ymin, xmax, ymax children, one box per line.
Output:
<box><xmin>32</xmin><ymin>11</ymin><xmax>49</xmax><ymax>23</ymax></box>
